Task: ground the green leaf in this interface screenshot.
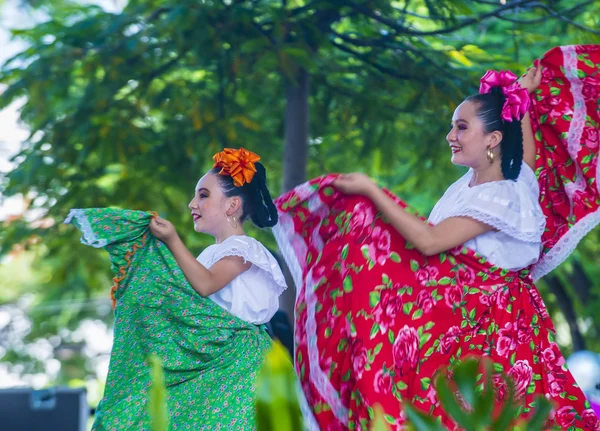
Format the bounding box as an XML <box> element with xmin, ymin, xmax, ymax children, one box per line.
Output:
<box><xmin>452</xmin><ymin>359</ymin><xmax>479</xmax><ymax>411</ymax></box>
<box><xmin>434</xmin><ymin>371</ymin><xmax>471</xmax><ymax>427</ymax></box>
<box><xmin>524</xmin><ymin>396</ymin><xmax>553</xmax><ymax>431</ymax></box>
<box><xmin>383</xmin><ymin>413</ymin><xmax>396</xmax><ymax>425</ymax></box>
<box><xmin>492</xmin><ymin>399</ymin><xmax>520</xmax><ymax>431</ymax></box>
<box><xmin>341</xmin><ymin>244</ymin><xmax>349</xmax><ymax>260</ymax></box>
<box><xmin>369</xmin><ymin>291</ymin><xmax>381</xmax><ymax>307</ymax></box>
<box><xmin>389</xmin><ymin>252</ymin><xmax>401</xmax><ymax>263</ymax></box>
<box><xmin>388</xmin><ymin>329</ymin><xmax>395</xmax><ymax>344</ymax></box>
<box><xmin>419</xmin><ymin>332</ymin><xmax>432</xmax><ymax>348</ymax></box>
<box><xmin>535</xmin><ymin>129</ymin><xmax>542</xmax><ymax>142</ymax></box>
<box><xmin>148</xmin><ymin>355</ymin><xmax>169</xmax><ymax>431</ymax></box>
<box><xmin>343</xmin><ymin>275</ymin><xmax>353</xmax><ymax>292</ymax></box>
<box><xmin>370</xmin><ymin>322</ymin><xmax>381</xmax><ymax>339</ymax></box>
<box><xmin>361</xmin><ymin>245</ymin><xmax>370</xmax><ymax>260</ymax></box>
<box><xmin>420</xmin><ymin>377</ymin><xmax>432</xmax><ymax>390</ymax></box>
<box><xmin>473</xmin><ymin>360</ymin><xmax>494</xmax><ymax>425</ymax></box>
<box><xmin>396</xmin><ymin>381</ymin><xmax>408</xmax><ymax>390</ymax></box>
<box><xmin>402</xmin><ymin>403</ymin><xmax>444</xmax><ymax>431</ymax></box>
<box><xmin>410</xmin><ymin>260</ymin><xmax>420</xmax><ymax>272</ymax></box>
<box><xmin>438</xmin><ymin>276</ymin><xmax>452</xmax><ymax>285</ymax></box>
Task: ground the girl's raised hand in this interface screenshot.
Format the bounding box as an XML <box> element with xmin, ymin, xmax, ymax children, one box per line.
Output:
<box><xmin>333</xmin><ymin>173</ymin><xmax>378</xmax><ymax>197</ymax></box>
<box><xmin>150</xmin><ymin>217</ymin><xmax>178</xmax><ymax>245</ymax></box>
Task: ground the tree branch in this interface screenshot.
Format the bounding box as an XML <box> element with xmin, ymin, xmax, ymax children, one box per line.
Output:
<box><xmin>331</xmin><ymin>31</ymin><xmax>464</xmax><ymax>82</ymax></box>
<box><xmin>144</xmin><ymin>54</ymin><xmax>183</xmax><ymax>82</ymax></box>
<box><xmin>250</xmin><ymin>18</ymin><xmax>277</xmax><ymax>45</ymax></box>
<box><xmin>313</xmin><ymin>75</ymin><xmax>423</xmax><ymax>113</ymax></box>
<box><xmin>330</xmin><ymin>40</ymin><xmax>419</xmax><ymax>80</ymax></box>
<box><xmin>496</xmin><ymin>1</ymin><xmax>596</xmax><ymax>27</ymax></box>
<box><xmin>348</xmin><ymin>0</ymin><xmax>540</xmax><ymax>36</ymax></box>
<box><xmin>527</xmin><ymin>1</ymin><xmax>600</xmax><ymax>35</ymax></box>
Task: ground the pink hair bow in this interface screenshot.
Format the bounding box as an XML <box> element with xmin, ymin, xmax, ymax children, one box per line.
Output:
<box><xmin>479</xmin><ymin>70</ymin><xmax>530</xmax><ymax>122</ymax></box>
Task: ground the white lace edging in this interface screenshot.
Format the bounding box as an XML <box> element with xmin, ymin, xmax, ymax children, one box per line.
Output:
<box><xmin>272</xmin><ymin>222</ymin><xmax>305</xmax><ymax>304</ymax></box>
<box><xmin>531</xmin><ymin>207</ymin><xmax>600</xmax><ymax>281</ymax></box>
<box><xmin>295</xmin><ymin>380</ymin><xmax>319</xmax><ymax>431</ymax></box>
<box><xmin>561</xmin><ymin>45</ymin><xmax>589</xmax><ymax>214</ymax></box>
<box><xmin>273</xmin><ymin>219</ymin><xmax>320</xmax><ymax>431</ymax></box>
<box><xmin>443</xmin><ymin>208</ymin><xmax>545</xmax><ymax>243</ymax></box>
<box><xmin>210</xmin><ymin>244</ymin><xmax>288</xmax><ymax>295</ymax></box>
<box><xmin>305</xmin><ymin>267</ymin><xmax>350</xmax><ymax>424</ymax></box>
<box><xmin>530</xmin><ymin>46</ymin><xmax>600</xmax><ymax>280</ymax></box>
<box><xmin>63</xmin><ymin>209</ymin><xmax>108</xmax><ymax>248</ymax></box>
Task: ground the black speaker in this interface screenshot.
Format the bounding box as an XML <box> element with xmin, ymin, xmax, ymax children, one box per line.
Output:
<box><xmin>0</xmin><ymin>387</ymin><xmax>88</xmax><ymax>431</ymax></box>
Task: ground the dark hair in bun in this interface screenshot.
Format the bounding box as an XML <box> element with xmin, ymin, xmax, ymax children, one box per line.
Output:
<box><xmin>466</xmin><ymin>87</ymin><xmax>524</xmax><ymax>180</ymax></box>
<box><xmin>211</xmin><ymin>162</ymin><xmax>278</xmax><ymax>228</ymax></box>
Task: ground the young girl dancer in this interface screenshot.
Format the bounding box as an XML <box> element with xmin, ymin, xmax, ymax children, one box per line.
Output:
<box><xmin>67</xmin><ymin>147</ymin><xmax>287</xmax><ymax>430</ymax></box>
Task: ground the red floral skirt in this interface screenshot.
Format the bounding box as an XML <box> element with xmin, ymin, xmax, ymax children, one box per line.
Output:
<box><xmin>273</xmin><ymin>45</ymin><xmax>600</xmax><ymax>431</ymax></box>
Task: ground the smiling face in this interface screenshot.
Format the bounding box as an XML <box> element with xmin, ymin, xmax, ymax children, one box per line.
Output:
<box><xmin>188</xmin><ymin>173</ymin><xmax>237</xmax><ymax>235</ymax></box>
<box><xmin>446</xmin><ymin>100</ymin><xmax>502</xmax><ymax>169</ymax></box>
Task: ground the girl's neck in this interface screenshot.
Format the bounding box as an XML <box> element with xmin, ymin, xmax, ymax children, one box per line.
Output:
<box><xmin>470</xmin><ymin>162</ymin><xmax>504</xmax><ymax>187</ymax></box>
<box><xmin>214</xmin><ymin>226</ymin><xmax>246</xmax><ymax>244</ymax></box>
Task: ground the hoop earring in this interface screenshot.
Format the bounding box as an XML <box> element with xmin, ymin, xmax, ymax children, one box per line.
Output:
<box><xmin>486</xmin><ymin>146</ymin><xmax>495</xmax><ymax>164</ymax></box>
<box><xmin>226</xmin><ymin>215</ymin><xmax>238</xmax><ymax>229</ymax></box>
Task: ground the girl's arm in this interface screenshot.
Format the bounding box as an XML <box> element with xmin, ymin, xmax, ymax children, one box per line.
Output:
<box><xmin>521</xmin><ymin>110</ymin><xmax>536</xmax><ymax>171</ymax></box>
<box><xmin>519</xmin><ymin>66</ymin><xmax>543</xmax><ymax>171</ymax></box>
<box><xmin>333</xmin><ymin>174</ymin><xmax>493</xmax><ymax>256</ymax></box>
<box><xmin>368</xmin><ymin>187</ymin><xmax>493</xmax><ymax>256</ymax></box>
<box><xmin>150</xmin><ymin>218</ymin><xmax>251</xmax><ymax>297</ymax></box>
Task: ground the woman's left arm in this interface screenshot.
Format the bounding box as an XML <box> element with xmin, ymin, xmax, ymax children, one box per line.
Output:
<box><xmin>334</xmin><ymin>174</ymin><xmax>493</xmax><ymax>256</ymax></box>
<box><xmin>368</xmin><ymin>187</ymin><xmax>493</xmax><ymax>256</ymax></box>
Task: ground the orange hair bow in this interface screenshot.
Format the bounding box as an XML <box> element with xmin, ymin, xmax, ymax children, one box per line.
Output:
<box><xmin>212</xmin><ymin>147</ymin><xmax>261</xmax><ymax>187</ymax></box>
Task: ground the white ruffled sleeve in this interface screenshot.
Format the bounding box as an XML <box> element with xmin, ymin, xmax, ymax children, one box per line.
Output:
<box><xmin>209</xmin><ymin>236</ymin><xmax>287</xmax><ymax>295</ymax></box>
<box><xmin>204</xmin><ymin>236</ymin><xmax>287</xmax><ymax>324</ymax></box>
<box><xmin>443</xmin><ymin>164</ymin><xmax>546</xmax><ymax>243</ymax></box>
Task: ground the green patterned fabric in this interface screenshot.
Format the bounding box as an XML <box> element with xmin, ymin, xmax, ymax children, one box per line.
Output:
<box><xmin>65</xmin><ymin>208</ymin><xmax>271</xmax><ymax>430</ymax></box>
